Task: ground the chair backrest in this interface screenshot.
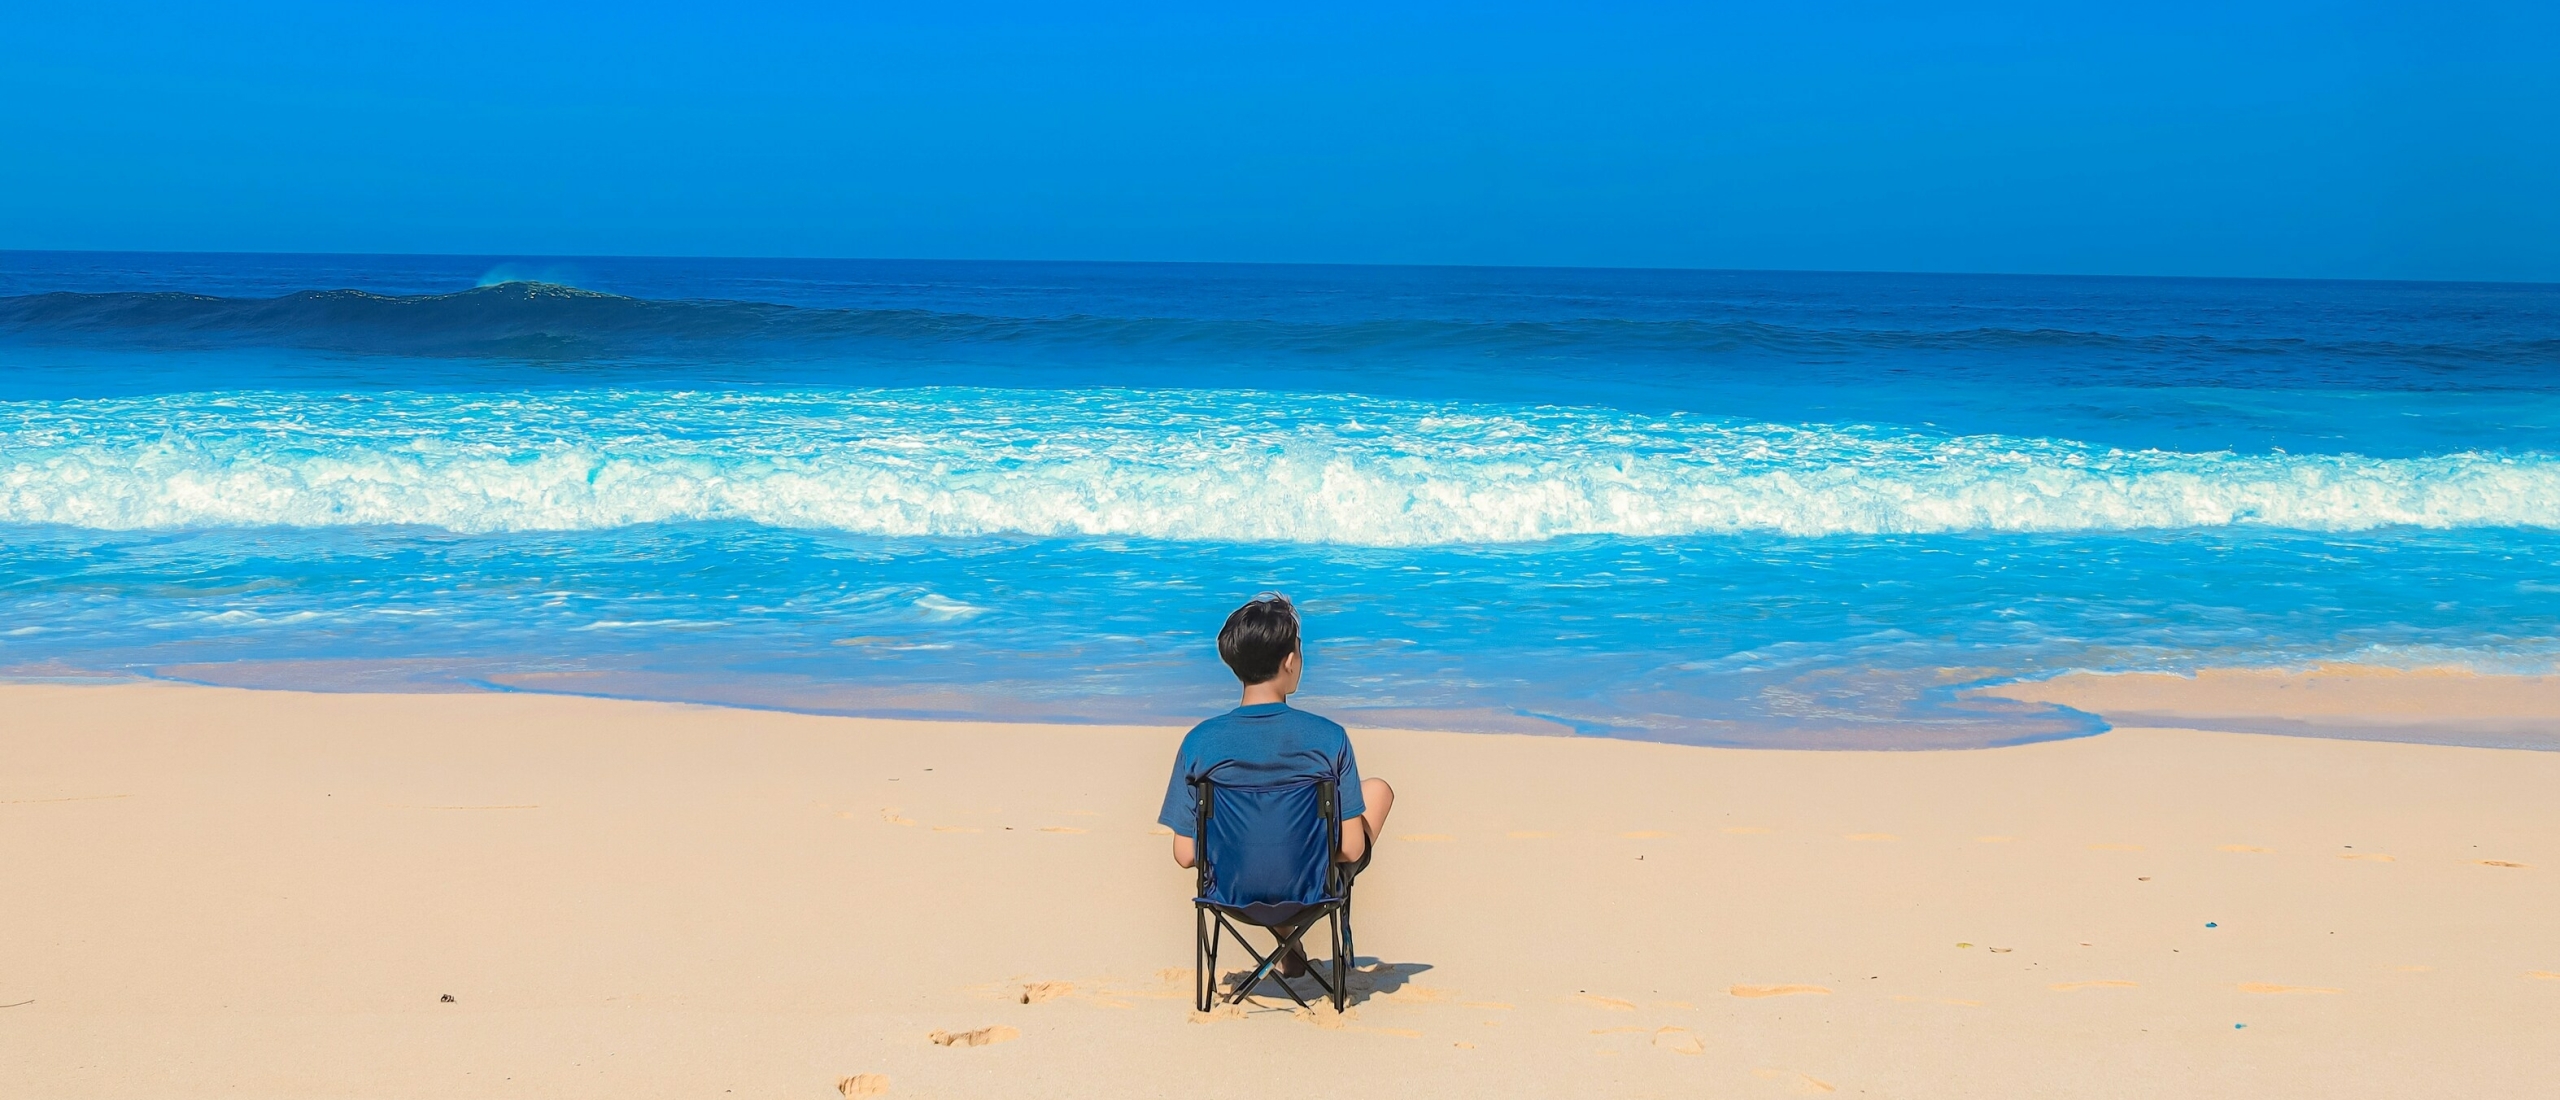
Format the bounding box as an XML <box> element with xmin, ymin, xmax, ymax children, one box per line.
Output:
<box><xmin>1193</xmin><ymin>777</ymin><xmax>1341</xmax><ymax>913</ymax></box>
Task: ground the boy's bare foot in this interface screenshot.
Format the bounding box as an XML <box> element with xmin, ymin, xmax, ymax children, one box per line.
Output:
<box><xmin>1277</xmin><ymin>944</ymin><xmax>1308</xmax><ymax>977</ymax></box>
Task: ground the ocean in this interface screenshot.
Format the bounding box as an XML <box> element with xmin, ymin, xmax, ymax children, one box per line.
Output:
<box><xmin>3</xmin><ymin>252</ymin><xmax>2555</xmax><ymax>747</ymax></box>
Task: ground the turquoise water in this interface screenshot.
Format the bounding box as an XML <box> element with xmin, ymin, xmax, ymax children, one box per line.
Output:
<box><xmin>3</xmin><ymin>254</ymin><xmax>2556</xmax><ymax>746</ymax></box>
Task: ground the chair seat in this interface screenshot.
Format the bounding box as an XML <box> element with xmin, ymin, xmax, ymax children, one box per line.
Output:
<box><xmin>1196</xmin><ymin>895</ymin><xmax>1342</xmax><ymax>929</ymax></box>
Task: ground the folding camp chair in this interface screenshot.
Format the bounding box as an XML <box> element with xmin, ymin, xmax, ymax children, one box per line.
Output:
<box><xmin>1190</xmin><ymin>776</ymin><xmax>1357</xmax><ymax>1013</ymax></box>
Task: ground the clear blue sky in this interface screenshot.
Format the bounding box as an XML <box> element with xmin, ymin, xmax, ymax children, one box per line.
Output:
<box><xmin>5</xmin><ymin>1</ymin><xmax>2554</xmax><ymax>281</ymax></box>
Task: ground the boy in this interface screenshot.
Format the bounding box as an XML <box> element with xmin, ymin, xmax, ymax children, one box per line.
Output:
<box><xmin>1159</xmin><ymin>593</ymin><xmax>1395</xmax><ymax>977</ymax></box>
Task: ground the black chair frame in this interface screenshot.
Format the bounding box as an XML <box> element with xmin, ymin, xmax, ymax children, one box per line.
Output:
<box><xmin>1191</xmin><ymin>778</ymin><xmax>1357</xmax><ymax>1013</ymax></box>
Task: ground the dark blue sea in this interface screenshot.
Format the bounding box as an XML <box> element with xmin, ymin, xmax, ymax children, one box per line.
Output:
<box><xmin>3</xmin><ymin>252</ymin><xmax>2555</xmax><ymax>746</ymax></box>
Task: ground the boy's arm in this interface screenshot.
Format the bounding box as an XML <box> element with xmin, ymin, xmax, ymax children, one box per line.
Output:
<box><xmin>1158</xmin><ymin>740</ymin><xmax>1200</xmax><ymax>868</ymax></box>
<box><xmin>1336</xmin><ymin>739</ymin><xmax>1367</xmax><ymax>821</ymax></box>
<box><xmin>1334</xmin><ymin>736</ymin><xmax>1373</xmax><ymax>862</ymax></box>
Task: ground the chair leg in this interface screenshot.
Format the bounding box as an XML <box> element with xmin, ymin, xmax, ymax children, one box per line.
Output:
<box><xmin>1330</xmin><ymin>908</ymin><xmax>1348</xmax><ymax>1012</ymax></box>
<box><xmin>1268</xmin><ymin>926</ymin><xmax>1317</xmax><ymax>1010</ymax></box>
<box><xmin>1194</xmin><ymin>906</ymin><xmax>1213</xmax><ymax>1013</ymax></box>
<box><xmin>1215</xmin><ymin>914</ymin><xmax>1325</xmax><ymax>1010</ymax></box>
<box><xmin>1340</xmin><ymin>895</ymin><xmax>1356</xmax><ymax>974</ymax></box>
<box><xmin>1204</xmin><ymin>910</ymin><xmax>1362</xmax><ymax>1011</ymax></box>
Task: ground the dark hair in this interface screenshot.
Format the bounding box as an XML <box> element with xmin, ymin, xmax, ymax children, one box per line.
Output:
<box><xmin>1217</xmin><ymin>593</ymin><xmax>1300</xmax><ymax>685</ymax></box>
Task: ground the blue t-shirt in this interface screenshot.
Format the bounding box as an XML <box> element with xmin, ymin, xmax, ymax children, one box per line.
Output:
<box><xmin>1157</xmin><ymin>702</ymin><xmax>1367</xmax><ymax>838</ymax></box>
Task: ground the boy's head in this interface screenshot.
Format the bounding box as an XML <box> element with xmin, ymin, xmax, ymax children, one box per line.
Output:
<box><xmin>1217</xmin><ymin>593</ymin><xmax>1300</xmax><ymax>685</ymax></box>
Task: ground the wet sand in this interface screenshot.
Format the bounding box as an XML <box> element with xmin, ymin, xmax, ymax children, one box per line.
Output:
<box><xmin>1978</xmin><ymin>663</ymin><xmax>2560</xmax><ymax>749</ymax></box>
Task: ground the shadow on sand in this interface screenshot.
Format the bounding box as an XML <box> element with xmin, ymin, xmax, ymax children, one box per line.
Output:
<box><xmin>1216</xmin><ymin>957</ymin><xmax>1433</xmax><ymax>1010</ymax></box>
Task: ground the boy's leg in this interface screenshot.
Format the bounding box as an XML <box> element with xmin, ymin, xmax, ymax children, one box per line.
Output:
<box><xmin>1338</xmin><ymin>777</ymin><xmax>1394</xmax><ymax>865</ymax></box>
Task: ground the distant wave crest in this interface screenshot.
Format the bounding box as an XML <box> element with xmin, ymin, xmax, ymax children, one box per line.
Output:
<box><xmin>3</xmin><ymin>282</ymin><xmax>2550</xmax><ymax>369</ymax></box>
<box><xmin>2</xmin><ymin>388</ymin><xmax>2554</xmax><ymax>543</ymax></box>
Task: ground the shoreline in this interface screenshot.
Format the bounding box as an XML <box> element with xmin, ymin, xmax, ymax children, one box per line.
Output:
<box><xmin>9</xmin><ymin>656</ymin><xmax>2555</xmax><ymax>752</ymax></box>
<box><xmin>6</xmin><ymin>680</ymin><xmax>2557</xmax><ymax>1097</ymax></box>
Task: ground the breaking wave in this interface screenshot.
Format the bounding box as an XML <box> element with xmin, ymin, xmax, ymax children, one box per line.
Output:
<box><xmin>2</xmin><ymin>388</ymin><xmax>2554</xmax><ymax>543</ymax></box>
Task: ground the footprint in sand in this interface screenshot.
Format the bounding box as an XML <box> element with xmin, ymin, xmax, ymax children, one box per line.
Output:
<box><xmin>1651</xmin><ymin>1026</ymin><xmax>1705</xmax><ymax>1055</ymax></box>
<box><xmin>1037</xmin><ymin>826</ymin><xmax>1086</xmax><ymax>834</ymax></box>
<box><xmin>837</xmin><ymin>1073</ymin><xmax>891</xmax><ymax>1098</ymax></box>
<box><xmin>1019</xmin><ymin>982</ymin><xmax>1074</xmax><ymax>1004</ymax></box>
<box><xmin>2340</xmin><ymin>853</ymin><xmax>2396</xmax><ymax>862</ymax></box>
<box><xmin>1753</xmin><ymin>1068</ymin><xmax>1839</xmax><ymax>1094</ymax></box>
<box><xmin>2049</xmin><ymin>980</ymin><xmax>2138</xmax><ymax>992</ymax></box>
<box><xmin>1729</xmin><ymin>984</ymin><xmax>1830</xmax><ymax>998</ymax></box>
<box><xmin>1844</xmin><ymin>833</ymin><xmax>1899</xmax><ymax>842</ymax></box>
<box><xmin>1569</xmin><ymin>994</ymin><xmax>1638</xmax><ymax>1011</ymax></box>
<box><xmin>2238</xmin><ymin>983</ymin><xmax>2342</xmax><ymax>995</ymax></box>
<box><xmin>2218</xmin><ymin>845</ymin><xmax>2272</xmax><ymax>853</ymax></box>
<box><xmin>928</xmin><ymin>1026</ymin><xmax>1019</xmax><ymax>1047</ymax></box>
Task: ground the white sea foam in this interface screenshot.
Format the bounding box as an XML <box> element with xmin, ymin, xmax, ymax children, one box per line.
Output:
<box><xmin>2</xmin><ymin>387</ymin><xmax>2555</xmax><ymax>544</ymax></box>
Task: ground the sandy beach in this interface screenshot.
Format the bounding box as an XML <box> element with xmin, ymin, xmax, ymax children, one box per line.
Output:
<box><xmin>5</xmin><ymin>679</ymin><xmax>2556</xmax><ymax>1099</ymax></box>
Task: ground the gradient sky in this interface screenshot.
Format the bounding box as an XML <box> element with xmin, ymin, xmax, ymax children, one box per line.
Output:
<box><xmin>4</xmin><ymin>2</ymin><xmax>2555</xmax><ymax>281</ymax></box>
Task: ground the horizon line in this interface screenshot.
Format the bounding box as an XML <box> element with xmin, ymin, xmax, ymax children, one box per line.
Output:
<box><xmin>3</xmin><ymin>247</ymin><xmax>2551</xmax><ymax>291</ymax></box>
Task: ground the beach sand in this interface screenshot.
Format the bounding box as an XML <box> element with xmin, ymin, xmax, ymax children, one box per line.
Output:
<box><xmin>5</xmin><ymin>680</ymin><xmax>2556</xmax><ymax>1098</ymax></box>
